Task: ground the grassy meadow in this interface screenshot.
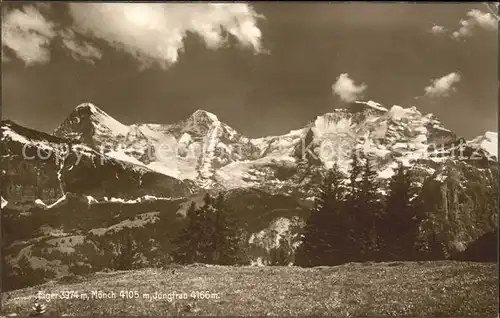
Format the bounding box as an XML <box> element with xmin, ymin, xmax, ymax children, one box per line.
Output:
<box><xmin>1</xmin><ymin>261</ymin><xmax>497</xmax><ymax>316</ymax></box>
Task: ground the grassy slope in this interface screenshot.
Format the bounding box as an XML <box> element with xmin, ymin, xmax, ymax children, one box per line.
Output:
<box><xmin>1</xmin><ymin>261</ymin><xmax>497</xmax><ymax>316</ymax></box>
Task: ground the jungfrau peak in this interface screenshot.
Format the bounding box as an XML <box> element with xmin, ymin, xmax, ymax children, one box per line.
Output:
<box><xmin>468</xmin><ymin>131</ymin><xmax>498</xmax><ymax>159</ymax></box>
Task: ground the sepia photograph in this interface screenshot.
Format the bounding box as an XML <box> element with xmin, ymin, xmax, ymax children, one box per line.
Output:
<box><xmin>1</xmin><ymin>1</ymin><xmax>498</xmax><ymax>316</ymax></box>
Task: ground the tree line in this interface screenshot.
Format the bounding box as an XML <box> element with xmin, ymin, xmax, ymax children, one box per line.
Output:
<box><xmin>111</xmin><ymin>152</ymin><xmax>494</xmax><ymax>268</ymax></box>
<box><xmin>163</xmin><ymin>152</ymin><xmax>446</xmax><ymax>267</ymax></box>
<box><xmin>295</xmin><ymin>153</ymin><xmax>446</xmax><ymax>267</ymax></box>
<box><xmin>171</xmin><ymin>193</ymin><xmax>244</xmax><ymax>265</ymax></box>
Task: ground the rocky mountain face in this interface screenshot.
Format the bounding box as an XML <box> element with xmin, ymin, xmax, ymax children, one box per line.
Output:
<box><xmin>1</xmin><ymin>100</ymin><xmax>498</xmax><ymax>290</ymax></box>
<box><xmin>1</xmin><ymin>119</ymin><xmax>193</xmax><ymax>204</ymax></box>
<box><xmin>43</xmin><ymin>101</ymin><xmax>500</xmax><ymax>199</ymax></box>
<box><xmin>53</xmin><ymin>104</ymin><xmax>262</xmax><ymax>189</ymax></box>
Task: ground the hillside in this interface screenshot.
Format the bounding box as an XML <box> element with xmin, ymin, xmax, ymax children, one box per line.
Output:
<box><xmin>1</xmin><ymin>262</ymin><xmax>497</xmax><ymax>316</ymax></box>
<box><xmin>1</xmin><ymin>119</ymin><xmax>193</xmax><ymax>203</ymax></box>
<box><xmin>1</xmin><ymin>190</ymin><xmax>310</xmax><ymax>291</ymax></box>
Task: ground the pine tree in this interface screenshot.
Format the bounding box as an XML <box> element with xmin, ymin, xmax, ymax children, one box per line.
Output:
<box><xmin>349</xmin><ymin>152</ymin><xmax>362</xmax><ymax>201</ymax></box>
<box><xmin>196</xmin><ymin>193</ymin><xmax>217</xmax><ymax>263</ymax></box>
<box><xmin>325</xmin><ymin>164</ymin><xmax>355</xmax><ymax>265</ymax></box>
<box><xmin>296</xmin><ymin>164</ymin><xmax>350</xmax><ymax>267</ymax></box>
<box><xmin>171</xmin><ymin>201</ymin><xmax>203</xmax><ymax>264</ymax></box>
<box><xmin>350</xmin><ymin>154</ymin><xmax>381</xmax><ymax>261</ymax></box>
<box><xmin>427</xmin><ymin>230</ymin><xmax>446</xmax><ymax>260</ymax></box>
<box><xmin>380</xmin><ymin>164</ymin><xmax>419</xmax><ymax>261</ymax></box>
<box><xmin>172</xmin><ymin>193</ymin><xmax>242</xmax><ymax>265</ymax></box>
<box><xmin>269</xmin><ymin>238</ymin><xmax>291</xmax><ymax>266</ymax></box>
<box><xmin>210</xmin><ymin>193</ymin><xmax>241</xmax><ymax>265</ymax></box>
<box><xmin>113</xmin><ymin>230</ymin><xmax>137</xmax><ymax>270</ymax></box>
<box><xmin>343</xmin><ymin>153</ymin><xmax>364</xmax><ymax>262</ymax></box>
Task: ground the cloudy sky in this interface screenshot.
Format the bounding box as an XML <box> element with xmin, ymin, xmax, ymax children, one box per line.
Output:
<box><xmin>2</xmin><ymin>2</ymin><xmax>498</xmax><ymax>139</ymax></box>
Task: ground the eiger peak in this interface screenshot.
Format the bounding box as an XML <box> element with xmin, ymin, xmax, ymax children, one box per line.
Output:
<box><xmin>75</xmin><ymin>102</ymin><xmax>99</xmax><ymax>112</ymax></box>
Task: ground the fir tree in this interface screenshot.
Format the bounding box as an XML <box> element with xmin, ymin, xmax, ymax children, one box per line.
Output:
<box><xmin>296</xmin><ymin>164</ymin><xmax>350</xmax><ymax>267</ymax></box>
<box><xmin>171</xmin><ymin>201</ymin><xmax>203</xmax><ymax>264</ymax></box>
<box><xmin>326</xmin><ymin>164</ymin><xmax>355</xmax><ymax>265</ymax></box>
<box><xmin>269</xmin><ymin>237</ymin><xmax>291</xmax><ymax>266</ymax></box>
<box><xmin>210</xmin><ymin>193</ymin><xmax>241</xmax><ymax>265</ymax></box>
<box><xmin>348</xmin><ymin>152</ymin><xmax>362</xmax><ymax>201</ymax></box>
<box><xmin>172</xmin><ymin>193</ymin><xmax>242</xmax><ymax>265</ymax></box>
<box><xmin>196</xmin><ymin>193</ymin><xmax>217</xmax><ymax>263</ymax></box>
<box><xmin>427</xmin><ymin>230</ymin><xmax>446</xmax><ymax>260</ymax></box>
<box><xmin>343</xmin><ymin>153</ymin><xmax>364</xmax><ymax>262</ymax></box>
<box><xmin>380</xmin><ymin>164</ymin><xmax>419</xmax><ymax>261</ymax></box>
<box><xmin>113</xmin><ymin>230</ymin><xmax>137</xmax><ymax>270</ymax></box>
<box><xmin>359</xmin><ymin>155</ymin><xmax>382</xmax><ymax>260</ymax></box>
<box><xmin>346</xmin><ymin>154</ymin><xmax>382</xmax><ymax>262</ymax></box>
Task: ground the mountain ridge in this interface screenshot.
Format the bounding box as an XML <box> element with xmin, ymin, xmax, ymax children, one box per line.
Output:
<box><xmin>3</xmin><ymin>100</ymin><xmax>498</xmax><ymax>197</ymax></box>
<box><xmin>51</xmin><ymin>100</ymin><xmax>459</xmax><ymax>139</ymax></box>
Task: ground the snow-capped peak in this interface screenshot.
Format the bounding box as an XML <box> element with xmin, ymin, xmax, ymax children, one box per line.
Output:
<box><xmin>75</xmin><ymin>102</ymin><xmax>99</xmax><ymax>113</ymax></box>
<box><xmin>54</xmin><ymin>102</ymin><xmax>130</xmax><ymax>143</ymax></box>
<box><xmin>189</xmin><ymin>109</ymin><xmax>219</xmax><ymax>123</ymax></box>
<box><xmin>354</xmin><ymin>100</ymin><xmax>389</xmax><ymax>112</ymax></box>
<box><xmin>44</xmin><ymin>100</ymin><xmax>495</xmax><ymax>195</ymax></box>
<box><xmin>176</xmin><ymin>109</ymin><xmax>221</xmax><ymax>138</ymax></box>
<box><xmin>468</xmin><ymin>131</ymin><xmax>498</xmax><ymax>159</ymax></box>
<box><xmin>74</xmin><ymin>103</ymin><xmax>129</xmax><ymax>135</ymax></box>
<box><xmin>388</xmin><ymin>105</ymin><xmax>419</xmax><ymax>120</ymax></box>
<box><xmin>485</xmin><ymin>131</ymin><xmax>498</xmax><ymax>140</ymax></box>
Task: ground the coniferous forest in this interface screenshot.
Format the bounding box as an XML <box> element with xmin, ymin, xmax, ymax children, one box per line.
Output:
<box><xmin>110</xmin><ymin>152</ymin><xmax>496</xmax><ymax>268</ymax></box>
<box><xmin>296</xmin><ymin>154</ymin><xmax>426</xmax><ymax>267</ymax></box>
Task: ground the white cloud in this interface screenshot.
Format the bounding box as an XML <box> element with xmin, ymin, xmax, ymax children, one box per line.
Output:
<box><xmin>332</xmin><ymin>73</ymin><xmax>367</xmax><ymax>102</ymax></box>
<box><xmin>452</xmin><ymin>9</ymin><xmax>498</xmax><ymax>39</ymax></box>
<box><xmin>1</xmin><ymin>6</ymin><xmax>56</xmax><ymax>65</ymax></box>
<box><xmin>468</xmin><ymin>8</ymin><xmax>498</xmax><ymax>30</ymax></box>
<box><xmin>424</xmin><ymin>72</ymin><xmax>461</xmax><ymax>98</ymax></box>
<box><xmin>430</xmin><ymin>7</ymin><xmax>497</xmax><ymax>40</ymax></box>
<box><xmin>2</xmin><ymin>3</ymin><xmax>265</xmax><ymax>68</ymax></box>
<box><xmin>68</xmin><ymin>3</ymin><xmax>264</xmax><ymax>69</ymax></box>
<box><xmin>430</xmin><ymin>25</ymin><xmax>446</xmax><ymax>35</ymax></box>
<box><xmin>1</xmin><ymin>5</ymin><xmax>103</xmax><ymax>65</ymax></box>
<box><xmin>60</xmin><ymin>29</ymin><xmax>102</xmax><ymax>64</ymax></box>
<box><xmin>452</xmin><ymin>19</ymin><xmax>474</xmax><ymax>39</ymax></box>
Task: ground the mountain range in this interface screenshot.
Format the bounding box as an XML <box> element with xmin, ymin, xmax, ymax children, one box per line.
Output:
<box><xmin>2</xmin><ymin>100</ymin><xmax>497</xmax><ymax>203</ymax></box>
<box><xmin>1</xmin><ymin>100</ymin><xmax>498</xmax><ymax>290</ymax></box>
